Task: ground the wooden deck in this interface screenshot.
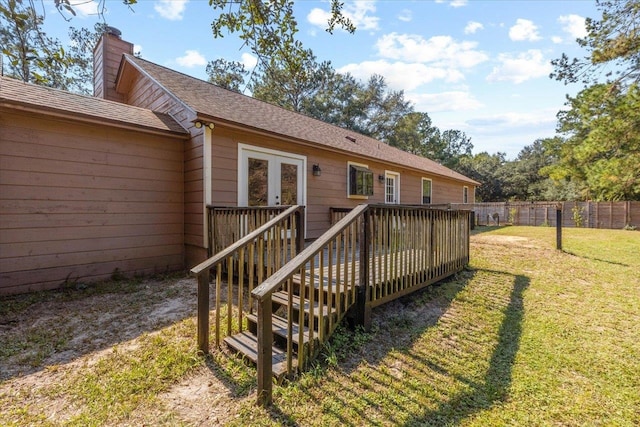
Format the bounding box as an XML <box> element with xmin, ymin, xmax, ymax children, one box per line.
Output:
<box><xmin>192</xmin><ymin>204</ymin><xmax>471</xmax><ymax>406</ymax></box>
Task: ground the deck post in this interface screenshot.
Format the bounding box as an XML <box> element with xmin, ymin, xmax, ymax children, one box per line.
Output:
<box><xmin>355</xmin><ymin>208</ymin><xmax>371</xmax><ymax>330</ymax></box>
<box><xmin>197</xmin><ymin>273</ymin><xmax>209</xmax><ymax>354</ymax></box>
<box><xmin>295</xmin><ymin>207</ymin><xmax>305</xmax><ymax>255</ymax></box>
<box><xmin>256</xmin><ymin>296</ymin><xmax>273</xmax><ymax>406</ymax></box>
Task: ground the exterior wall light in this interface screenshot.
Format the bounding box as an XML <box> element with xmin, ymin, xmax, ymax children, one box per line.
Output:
<box><xmin>194</xmin><ymin>120</ymin><xmax>215</xmax><ymax>130</ymax></box>
<box><xmin>312</xmin><ymin>164</ymin><xmax>322</xmax><ymax>176</ymax></box>
<box><xmin>378</xmin><ymin>174</ymin><xmax>385</xmax><ymax>183</ymax></box>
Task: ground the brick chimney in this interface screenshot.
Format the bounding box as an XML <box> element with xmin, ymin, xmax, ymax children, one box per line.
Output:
<box><xmin>93</xmin><ymin>27</ymin><xmax>133</xmax><ymax>102</ymax></box>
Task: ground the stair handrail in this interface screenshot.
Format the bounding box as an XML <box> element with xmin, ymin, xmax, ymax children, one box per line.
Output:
<box><xmin>191</xmin><ymin>204</ymin><xmax>304</xmax><ymax>354</ymax></box>
<box><xmin>251</xmin><ymin>203</ymin><xmax>369</xmax><ymax>406</ymax></box>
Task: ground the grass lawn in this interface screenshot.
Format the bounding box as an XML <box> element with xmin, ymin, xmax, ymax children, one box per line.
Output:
<box><xmin>1</xmin><ymin>226</ymin><xmax>638</xmax><ymax>425</ymax></box>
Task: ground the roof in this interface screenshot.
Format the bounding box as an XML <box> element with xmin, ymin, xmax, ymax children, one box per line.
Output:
<box><xmin>124</xmin><ymin>55</ymin><xmax>480</xmax><ymax>186</ymax></box>
<box><xmin>0</xmin><ymin>75</ymin><xmax>187</xmax><ymax>136</ymax></box>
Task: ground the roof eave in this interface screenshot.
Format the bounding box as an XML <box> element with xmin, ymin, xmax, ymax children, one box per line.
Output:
<box><xmin>1</xmin><ymin>101</ymin><xmax>190</xmax><ymax>139</ymax></box>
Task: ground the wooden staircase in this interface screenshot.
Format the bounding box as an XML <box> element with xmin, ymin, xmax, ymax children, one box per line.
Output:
<box><xmin>224</xmin><ymin>274</ymin><xmax>353</xmax><ymax>379</ymax></box>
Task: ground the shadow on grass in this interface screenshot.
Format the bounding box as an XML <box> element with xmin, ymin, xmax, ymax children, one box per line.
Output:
<box><xmin>562</xmin><ymin>250</ymin><xmax>630</xmax><ymax>267</ymax></box>
<box><xmin>471</xmin><ymin>225</ymin><xmax>509</xmax><ymax>236</ymax></box>
<box><xmin>403</xmin><ymin>272</ymin><xmax>529</xmax><ymax>425</ymax></box>
<box><xmin>261</xmin><ymin>267</ymin><xmax>529</xmax><ymax>426</ymax></box>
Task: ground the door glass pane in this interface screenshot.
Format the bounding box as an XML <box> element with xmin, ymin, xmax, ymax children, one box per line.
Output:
<box><xmin>248</xmin><ymin>158</ymin><xmax>268</xmax><ymax>206</ymax></box>
<box><xmin>280</xmin><ymin>163</ymin><xmax>298</xmax><ymax>205</ymax></box>
<box><xmin>422</xmin><ymin>179</ymin><xmax>431</xmax><ymax>204</ymax></box>
<box><xmin>386</xmin><ymin>177</ymin><xmax>395</xmax><ymax>203</ymax></box>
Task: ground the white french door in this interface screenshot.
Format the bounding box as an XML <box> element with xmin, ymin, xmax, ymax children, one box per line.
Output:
<box><xmin>238</xmin><ymin>145</ymin><xmax>306</xmax><ymax>207</ymax></box>
<box><xmin>385</xmin><ymin>171</ymin><xmax>400</xmax><ymax>204</ymax></box>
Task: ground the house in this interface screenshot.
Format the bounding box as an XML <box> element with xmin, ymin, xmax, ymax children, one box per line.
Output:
<box><xmin>0</xmin><ymin>29</ymin><xmax>478</xmax><ymax>295</ymax></box>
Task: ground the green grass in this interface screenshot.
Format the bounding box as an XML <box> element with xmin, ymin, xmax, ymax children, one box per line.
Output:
<box><xmin>1</xmin><ymin>227</ymin><xmax>638</xmax><ymax>426</ymax></box>
<box><xmin>227</xmin><ymin>226</ymin><xmax>640</xmax><ymax>426</ymax></box>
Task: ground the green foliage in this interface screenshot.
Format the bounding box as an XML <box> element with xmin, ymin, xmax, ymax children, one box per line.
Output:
<box><xmin>551</xmin><ymin>0</ymin><xmax>640</xmax><ymax>86</ymax></box>
<box><xmin>210</xmin><ymin>0</ymin><xmax>353</xmax><ymax>68</ymax></box>
<box><xmin>0</xmin><ymin>1</ymin><xmax>103</xmax><ymax>94</ymax></box>
<box><xmin>205</xmin><ymin>58</ymin><xmax>249</xmax><ymax>92</ymax></box>
<box><xmin>572</xmin><ymin>205</ymin><xmax>585</xmax><ymax>227</ymax></box>
<box><xmin>548</xmin><ymin>83</ymin><xmax>640</xmax><ymax>200</ymax></box>
<box><xmin>456</xmin><ymin>152</ymin><xmax>509</xmax><ymax>201</ymax></box>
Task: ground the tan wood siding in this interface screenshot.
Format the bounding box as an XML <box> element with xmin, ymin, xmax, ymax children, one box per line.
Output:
<box><xmin>0</xmin><ymin>110</ymin><xmax>184</xmax><ymax>295</ymax></box>
<box><xmin>122</xmin><ymin>72</ymin><xmax>206</xmax><ymax>268</ymax></box>
<box><xmin>209</xmin><ymin>126</ymin><xmax>476</xmax><ymax>239</ymax></box>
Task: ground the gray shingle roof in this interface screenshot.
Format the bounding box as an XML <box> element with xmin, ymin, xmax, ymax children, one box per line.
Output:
<box><xmin>125</xmin><ymin>55</ymin><xmax>479</xmax><ymax>185</ymax></box>
<box><xmin>0</xmin><ymin>75</ymin><xmax>187</xmax><ymax>135</ymax></box>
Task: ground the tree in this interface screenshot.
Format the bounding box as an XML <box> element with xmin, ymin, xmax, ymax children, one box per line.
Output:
<box><xmin>0</xmin><ymin>0</ymin><xmax>68</xmax><ymax>86</ymax></box>
<box><xmin>504</xmin><ymin>138</ymin><xmax>559</xmax><ymax>201</ymax></box>
<box><xmin>457</xmin><ymin>152</ymin><xmax>509</xmax><ymax>202</ymax></box>
<box><xmin>432</xmin><ymin>129</ymin><xmax>473</xmax><ymax>170</ymax></box>
<box><xmin>205</xmin><ymin>58</ymin><xmax>249</xmax><ymax>92</ymax></box>
<box><xmin>250</xmin><ymin>49</ymin><xmax>335</xmax><ymax>113</ymax></box>
<box><xmin>387</xmin><ymin>112</ymin><xmax>440</xmax><ymax>155</ymax></box>
<box><xmin>546</xmin><ymin>83</ymin><xmax>640</xmax><ymax>200</ymax></box>
<box><xmin>551</xmin><ymin>0</ymin><xmax>640</xmax><ymax>86</ymax></box>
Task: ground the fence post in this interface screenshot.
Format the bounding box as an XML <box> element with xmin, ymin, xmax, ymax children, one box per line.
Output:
<box><xmin>355</xmin><ymin>208</ymin><xmax>371</xmax><ymax>330</ymax></box>
<box><xmin>556</xmin><ymin>203</ymin><xmax>563</xmax><ymax>250</ymax></box>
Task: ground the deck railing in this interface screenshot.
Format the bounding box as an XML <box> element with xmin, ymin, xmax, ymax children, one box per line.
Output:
<box><xmin>207</xmin><ymin>205</ymin><xmax>290</xmax><ymax>256</ymax></box>
<box><xmin>192</xmin><ymin>205</ymin><xmax>304</xmax><ymax>352</ymax></box>
<box><xmin>364</xmin><ymin>206</ymin><xmax>470</xmax><ymax>311</ymax></box>
<box><xmin>251</xmin><ymin>204</ymin><xmax>470</xmax><ymax>405</ymax></box>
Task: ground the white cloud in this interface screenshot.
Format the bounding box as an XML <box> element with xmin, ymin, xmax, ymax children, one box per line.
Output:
<box><xmin>435</xmin><ymin>0</ymin><xmax>468</xmax><ymax>7</ymax></box>
<box><xmin>154</xmin><ymin>0</ymin><xmax>188</xmax><ymax>21</ymax></box>
<box><xmin>450</xmin><ymin>0</ymin><xmax>468</xmax><ymax>7</ymax></box>
<box><xmin>509</xmin><ymin>19</ymin><xmax>541</xmax><ymax>41</ymax></box>
<box><xmin>551</xmin><ymin>36</ymin><xmax>563</xmax><ymax>44</ymax></box>
<box><xmin>487</xmin><ymin>49</ymin><xmax>552</xmax><ymax>84</ymax></box>
<box><xmin>338</xmin><ymin>60</ymin><xmax>464</xmax><ymax>91</ymax></box>
<box><xmin>408</xmin><ymin>91</ymin><xmax>483</xmax><ymax>113</ymax></box>
<box><xmin>375</xmin><ymin>33</ymin><xmax>488</xmax><ymax>69</ymax></box>
<box><xmin>240</xmin><ymin>53</ymin><xmax>258</xmax><ymax>69</ymax></box>
<box><xmin>308</xmin><ymin>1</ymin><xmax>379</xmax><ymax>32</ymax></box>
<box><xmin>558</xmin><ymin>14</ymin><xmax>587</xmax><ymax>39</ymax></box>
<box><xmin>176</xmin><ymin>50</ymin><xmax>206</xmax><ymax>68</ymax></box>
<box><xmin>464</xmin><ymin>21</ymin><xmax>484</xmax><ymax>35</ymax></box>
<box><xmin>398</xmin><ymin>9</ymin><xmax>412</xmax><ymax>22</ymax></box>
<box><xmin>70</xmin><ymin>0</ymin><xmax>100</xmax><ymax>17</ymax></box>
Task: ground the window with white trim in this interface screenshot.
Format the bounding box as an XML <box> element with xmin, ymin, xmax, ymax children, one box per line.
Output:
<box><xmin>463</xmin><ymin>186</ymin><xmax>469</xmax><ymax>203</ymax></box>
<box><xmin>421</xmin><ymin>178</ymin><xmax>432</xmax><ymax>204</ymax></box>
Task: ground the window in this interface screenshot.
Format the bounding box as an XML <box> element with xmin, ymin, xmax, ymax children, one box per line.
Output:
<box><xmin>348</xmin><ymin>163</ymin><xmax>373</xmax><ymax>197</ymax></box>
<box><xmin>463</xmin><ymin>186</ymin><xmax>469</xmax><ymax>203</ymax></box>
<box><xmin>422</xmin><ymin>178</ymin><xmax>432</xmax><ymax>204</ymax></box>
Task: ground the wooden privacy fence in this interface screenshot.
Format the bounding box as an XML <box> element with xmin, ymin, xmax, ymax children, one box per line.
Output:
<box><xmin>451</xmin><ymin>201</ymin><xmax>640</xmax><ymax>229</ymax></box>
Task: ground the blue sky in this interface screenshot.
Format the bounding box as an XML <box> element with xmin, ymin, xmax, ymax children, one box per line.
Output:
<box><xmin>40</xmin><ymin>0</ymin><xmax>600</xmax><ymax>159</ymax></box>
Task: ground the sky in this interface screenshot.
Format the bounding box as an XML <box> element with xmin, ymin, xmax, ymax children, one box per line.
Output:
<box><xmin>39</xmin><ymin>0</ymin><xmax>601</xmax><ymax>159</ymax></box>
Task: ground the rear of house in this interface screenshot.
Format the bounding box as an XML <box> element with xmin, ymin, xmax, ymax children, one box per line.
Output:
<box><xmin>0</xmin><ymin>29</ymin><xmax>478</xmax><ymax>295</ymax></box>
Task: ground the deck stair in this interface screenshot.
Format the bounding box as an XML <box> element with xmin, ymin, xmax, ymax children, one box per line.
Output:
<box><xmin>223</xmin><ymin>275</ymin><xmax>349</xmax><ymax>382</ymax></box>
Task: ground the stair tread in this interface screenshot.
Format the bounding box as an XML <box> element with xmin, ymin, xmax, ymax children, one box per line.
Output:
<box><xmin>246</xmin><ymin>313</ymin><xmax>311</xmax><ymax>345</ymax></box>
<box><xmin>272</xmin><ymin>291</ymin><xmax>337</xmax><ymax>318</ymax></box>
<box><xmin>224</xmin><ymin>331</ymin><xmax>295</xmax><ymax>378</ymax></box>
<box><xmin>292</xmin><ymin>273</ymin><xmax>352</xmax><ymax>294</ymax></box>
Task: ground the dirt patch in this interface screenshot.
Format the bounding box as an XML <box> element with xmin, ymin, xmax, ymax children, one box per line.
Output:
<box><xmin>472</xmin><ymin>234</ymin><xmax>536</xmax><ymax>248</ymax></box>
